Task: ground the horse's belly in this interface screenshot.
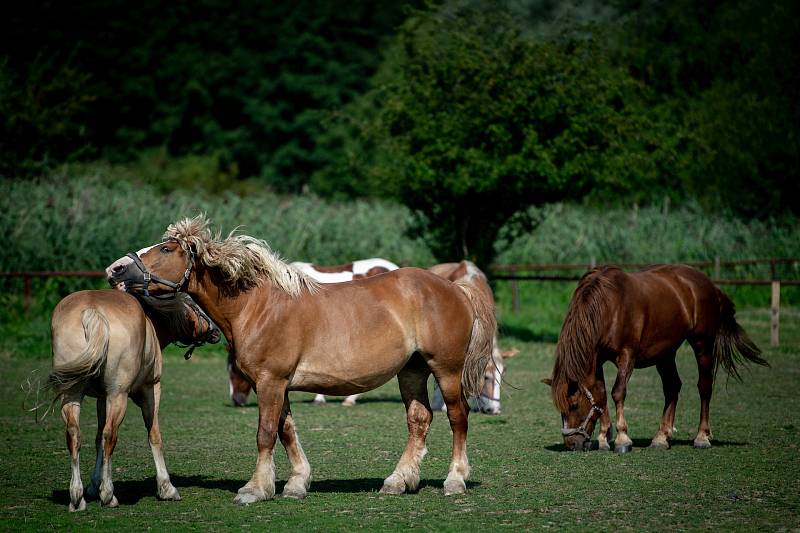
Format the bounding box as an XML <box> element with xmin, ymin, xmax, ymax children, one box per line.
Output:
<box><xmin>288</xmin><ymin>349</ymin><xmax>413</xmax><ymax>395</ymax></box>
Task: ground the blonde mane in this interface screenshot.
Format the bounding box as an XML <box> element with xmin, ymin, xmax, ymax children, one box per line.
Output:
<box><xmin>164</xmin><ymin>215</ymin><xmax>320</xmax><ymax>297</ymax></box>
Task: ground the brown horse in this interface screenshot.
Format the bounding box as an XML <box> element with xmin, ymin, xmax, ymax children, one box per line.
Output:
<box><xmin>227</xmin><ymin>257</ymin><xmax>401</xmax><ymax>407</ymax></box>
<box><xmin>106</xmin><ymin>215</ymin><xmax>496</xmax><ymax>503</ymax></box>
<box><xmin>546</xmin><ymin>264</ymin><xmax>768</xmax><ymax>452</ymax></box>
<box><xmin>50</xmin><ymin>290</ymin><xmax>220</xmax><ymax>511</ymax></box>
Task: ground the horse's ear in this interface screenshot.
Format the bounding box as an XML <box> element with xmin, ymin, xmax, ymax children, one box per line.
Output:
<box><xmin>541</xmin><ymin>377</ymin><xmax>553</xmax><ymax>387</ymax></box>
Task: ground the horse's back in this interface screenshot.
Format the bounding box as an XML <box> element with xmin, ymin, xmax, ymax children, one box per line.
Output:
<box><xmin>602</xmin><ymin>265</ymin><xmax>721</xmax><ymax>357</ymax></box>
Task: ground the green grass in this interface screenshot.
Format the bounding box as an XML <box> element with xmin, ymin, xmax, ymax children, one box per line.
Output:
<box><xmin>1</xmin><ymin>307</ymin><xmax>799</xmax><ymax>531</ymax></box>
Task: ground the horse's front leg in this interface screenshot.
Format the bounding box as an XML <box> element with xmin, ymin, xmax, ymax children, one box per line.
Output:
<box><xmin>611</xmin><ymin>349</ymin><xmax>635</xmax><ymax>453</ymax></box>
<box><xmin>133</xmin><ymin>382</ymin><xmax>181</xmax><ymax>500</ymax></box>
<box><xmin>234</xmin><ymin>375</ymin><xmax>287</xmax><ymax>505</ymax></box>
<box><xmin>595</xmin><ymin>364</ymin><xmax>613</xmax><ymax>451</ymax></box>
<box><xmin>61</xmin><ymin>393</ymin><xmax>86</xmax><ymax>512</ymax></box>
<box><xmin>278</xmin><ymin>393</ymin><xmax>312</xmax><ymax>499</ymax></box>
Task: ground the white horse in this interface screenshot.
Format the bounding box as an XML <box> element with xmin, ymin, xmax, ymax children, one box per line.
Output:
<box><xmin>49</xmin><ymin>290</ymin><xmax>219</xmax><ymax>511</ymax></box>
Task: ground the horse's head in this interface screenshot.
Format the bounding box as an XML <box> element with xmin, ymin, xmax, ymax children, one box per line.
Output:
<box><xmin>543</xmin><ymin>377</ymin><xmax>603</xmax><ymax>451</ymax></box>
<box><xmin>106</xmin><ymin>239</ymin><xmax>195</xmax><ymax>297</ymax></box>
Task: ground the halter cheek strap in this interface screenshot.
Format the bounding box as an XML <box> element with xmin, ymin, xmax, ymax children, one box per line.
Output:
<box><xmin>126</xmin><ymin>246</ymin><xmax>194</xmax><ymax>297</ymax></box>
<box><xmin>561</xmin><ymin>385</ymin><xmax>604</xmax><ymax>440</ymax></box>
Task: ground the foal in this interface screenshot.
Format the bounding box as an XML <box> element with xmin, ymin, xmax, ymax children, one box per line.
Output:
<box><xmin>50</xmin><ymin>290</ymin><xmax>219</xmax><ymax>511</ymax></box>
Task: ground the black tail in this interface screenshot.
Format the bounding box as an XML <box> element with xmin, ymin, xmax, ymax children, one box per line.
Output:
<box><xmin>714</xmin><ymin>289</ymin><xmax>769</xmax><ymax>381</ymax></box>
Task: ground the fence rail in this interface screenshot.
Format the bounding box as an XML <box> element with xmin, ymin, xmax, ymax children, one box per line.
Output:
<box><xmin>3</xmin><ymin>257</ymin><xmax>799</xmax><ymax>346</ymax></box>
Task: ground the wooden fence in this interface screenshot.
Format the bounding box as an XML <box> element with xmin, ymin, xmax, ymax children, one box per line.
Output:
<box><xmin>490</xmin><ymin>257</ymin><xmax>800</xmax><ymax>347</ymax></box>
<box><xmin>2</xmin><ymin>257</ymin><xmax>799</xmax><ymax>346</ymax></box>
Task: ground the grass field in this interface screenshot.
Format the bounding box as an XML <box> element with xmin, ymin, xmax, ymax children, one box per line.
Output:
<box><xmin>1</xmin><ymin>306</ymin><xmax>799</xmax><ymax>531</ymax></box>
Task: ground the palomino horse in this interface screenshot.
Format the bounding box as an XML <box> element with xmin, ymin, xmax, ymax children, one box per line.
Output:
<box><xmin>107</xmin><ymin>215</ymin><xmax>496</xmax><ymax>502</ymax></box>
<box><xmin>428</xmin><ymin>261</ymin><xmax>508</xmax><ymax>415</ymax></box>
<box><xmin>50</xmin><ymin>290</ymin><xmax>220</xmax><ymax>511</ymax></box>
<box><xmin>545</xmin><ymin>265</ymin><xmax>768</xmax><ymax>452</ymax></box>
<box><xmin>228</xmin><ymin>257</ymin><xmax>401</xmax><ymax>407</ymax></box>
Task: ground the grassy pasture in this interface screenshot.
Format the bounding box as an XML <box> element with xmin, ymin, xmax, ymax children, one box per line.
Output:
<box><xmin>1</xmin><ymin>303</ymin><xmax>799</xmax><ymax>531</ymax></box>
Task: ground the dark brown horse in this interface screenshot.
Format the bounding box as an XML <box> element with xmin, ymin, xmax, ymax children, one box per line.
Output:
<box><xmin>106</xmin><ymin>215</ymin><xmax>496</xmax><ymax>503</ymax></box>
<box><xmin>546</xmin><ymin>264</ymin><xmax>767</xmax><ymax>452</ymax></box>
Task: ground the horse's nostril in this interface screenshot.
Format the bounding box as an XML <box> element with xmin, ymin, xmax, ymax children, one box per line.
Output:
<box><xmin>112</xmin><ymin>264</ymin><xmax>126</xmax><ymax>274</ymax></box>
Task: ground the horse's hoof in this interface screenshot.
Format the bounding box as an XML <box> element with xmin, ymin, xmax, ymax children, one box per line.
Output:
<box><xmin>649</xmin><ymin>439</ymin><xmax>670</xmax><ymax>450</ymax></box>
<box><xmin>341</xmin><ymin>400</ymin><xmax>356</xmax><ymax>407</ymax></box>
<box><xmin>69</xmin><ymin>498</ymin><xmax>86</xmax><ymax>512</ymax></box>
<box><xmin>693</xmin><ymin>438</ymin><xmax>712</xmax><ymax>449</ymax></box>
<box><xmin>615</xmin><ymin>443</ymin><xmax>633</xmax><ymax>454</ymax></box>
<box><xmin>312</xmin><ymin>395</ymin><xmax>326</xmax><ymax>405</ymax></box>
<box><xmin>158</xmin><ymin>483</ymin><xmax>181</xmax><ymax>501</ymax></box>
<box><xmin>597</xmin><ymin>441</ymin><xmax>611</xmax><ymax>451</ymax></box>
<box><xmin>234</xmin><ymin>488</ymin><xmax>268</xmax><ymax>505</ymax></box>
<box><xmin>282</xmin><ymin>480</ymin><xmax>308</xmax><ymax>499</ymax></box>
<box><xmin>101</xmin><ymin>495</ymin><xmax>119</xmax><ymax>508</ymax></box>
<box><xmin>380</xmin><ymin>475</ymin><xmax>406</xmax><ymax>495</ymax></box>
<box><xmin>443</xmin><ymin>479</ymin><xmax>467</xmax><ymax>496</ymax></box>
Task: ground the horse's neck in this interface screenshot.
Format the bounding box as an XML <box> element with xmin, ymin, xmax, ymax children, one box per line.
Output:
<box><xmin>189</xmin><ymin>274</ymin><xmax>285</xmax><ymax>344</ymax></box>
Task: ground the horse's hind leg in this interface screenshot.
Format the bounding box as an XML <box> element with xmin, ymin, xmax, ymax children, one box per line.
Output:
<box><xmin>691</xmin><ymin>337</ymin><xmax>715</xmax><ymax>448</ymax></box>
<box><xmin>278</xmin><ymin>393</ymin><xmax>312</xmax><ymax>499</ymax></box>
<box><xmin>99</xmin><ymin>392</ymin><xmax>128</xmax><ymax>507</ymax></box>
<box><xmin>87</xmin><ymin>398</ymin><xmax>106</xmax><ymax>499</ymax></box>
<box><xmin>650</xmin><ymin>354</ymin><xmax>681</xmax><ymax>449</ymax></box>
<box><xmin>381</xmin><ymin>364</ymin><xmax>433</xmax><ymax>495</ymax></box>
<box><xmin>134</xmin><ymin>382</ymin><xmax>180</xmax><ymax>501</ymax></box>
<box><xmin>436</xmin><ymin>372</ymin><xmax>471</xmax><ymax>495</ymax></box>
<box><xmin>61</xmin><ymin>393</ymin><xmax>86</xmax><ymax>512</ymax></box>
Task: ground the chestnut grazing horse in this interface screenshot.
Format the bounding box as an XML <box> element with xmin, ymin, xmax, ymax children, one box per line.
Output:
<box><xmin>428</xmin><ymin>261</ymin><xmax>508</xmax><ymax>415</ymax></box>
<box><xmin>228</xmin><ymin>257</ymin><xmax>401</xmax><ymax>407</ymax></box>
<box><xmin>50</xmin><ymin>290</ymin><xmax>220</xmax><ymax>511</ymax></box>
<box><xmin>545</xmin><ymin>265</ymin><xmax>768</xmax><ymax>453</ymax></box>
<box><xmin>106</xmin><ymin>215</ymin><xmax>496</xmax><ymax>503</ymax></box>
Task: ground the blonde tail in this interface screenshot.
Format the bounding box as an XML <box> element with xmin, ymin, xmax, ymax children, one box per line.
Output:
<box><xmin>455</xmin><ymin>281</ymin><xmax>498</xmax><ymax>398</ymax></box>
<box><xmin>49</xmin><ymin>308</ymin><xmax>110</xmax><ymax>395</ymax></box>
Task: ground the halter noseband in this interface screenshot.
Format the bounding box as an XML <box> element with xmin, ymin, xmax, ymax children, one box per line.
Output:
<box><xmin>125</xmin><ymin>242</ymin><xmax>195</xmax><ymax>298</ymax></box>
<box><xmin>561</xmin><ymin>385</ymin><xmax>604</xmax><ymax>440</ymax></box>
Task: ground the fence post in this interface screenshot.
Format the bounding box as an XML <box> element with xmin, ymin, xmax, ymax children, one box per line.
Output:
<box><xmin>590</xmin><ymin>256</ymin><xmax>596</xmax><ymax>269</ymax></box>
<box><xmin>510</xmin><ymin>266</ymin><xmax>520</xmax><ymax>313</ymax></box>
<box><xmin>23</xmin><ymin>274</ymin><xmax>31</xmax><ymax>315</ymax></box>
<box><xmin>714</xmin><ymin>256</ymin><xmax>720</xmax><ymax>280</ymax></box>
<box><xmin>771</xmin><ymin>259</ymin><xmax>780</xmax><ymax>347</ymax></box>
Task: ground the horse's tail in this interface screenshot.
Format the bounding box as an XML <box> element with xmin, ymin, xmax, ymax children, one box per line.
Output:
<box><xmin>455</xmin><ymin>280</ymin><xmax>498</xmax><ymax>398</ymax></box>
<box><xmin>49</xmin><ymin>308</ymin><xmax>110</xmax><ymax>395</ymax></box>
<box><xmin>713</xmin><ymin>288</ymin><xmax>769</xmax><ymax>381</ymax></box>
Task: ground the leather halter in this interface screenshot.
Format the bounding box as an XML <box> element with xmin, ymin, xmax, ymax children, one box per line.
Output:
<box><xmin>174</xmin><ymin>297</ymin><xmax>221</xmax><ymax>360</ymax></box>
<box><xmin>125</xmin><ymin>241</ymin><xmax>195</xmax><ymax>298</ymax></box>
<box><xmin>561</xmin><ymin>385</ymin><xmax>604</xmax><ymax>440</ymax></box>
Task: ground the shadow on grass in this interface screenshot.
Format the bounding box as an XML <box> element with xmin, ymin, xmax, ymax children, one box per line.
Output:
<box><xmin>498</xmin><ymin>323</ymin><xmax>558</xmax><ymax>344</ymax></box>
<box><xmin>49</xmin><ymin>474</ymin><xmax>483</xmax><ymax>504</ymax></box>
<box><xmin>543</xmin><ymin>438</ymin><xmax>748</xmax><ymax>452</ymax></box>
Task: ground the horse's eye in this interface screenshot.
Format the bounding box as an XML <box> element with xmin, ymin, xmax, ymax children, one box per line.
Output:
<box><xmin>160</xmin><ymin>245</ymin><xmax>170</xmax><ymax>254</ymax></box>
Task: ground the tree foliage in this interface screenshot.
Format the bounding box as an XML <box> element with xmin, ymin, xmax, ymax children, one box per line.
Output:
<box><xmin>317</xmin><ymin>5</ymin><xmax>685</xmax><ymax>266</ymax></box>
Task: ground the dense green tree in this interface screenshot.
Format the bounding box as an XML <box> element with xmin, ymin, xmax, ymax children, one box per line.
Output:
<box><xmin>316</xmin><ymin>5</ymin><xmax>684</xmax><ymax>267</ymax></box>
<box><xmin>0</xmin><ymin>1</ymin><xmax>418</xmax><ymax>190</ymax></box>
